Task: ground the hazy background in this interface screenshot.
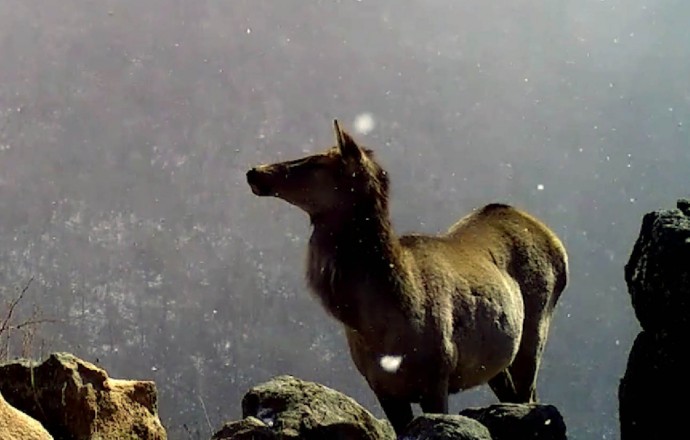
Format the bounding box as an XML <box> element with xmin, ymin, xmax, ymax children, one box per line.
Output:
<box><xmin>1</xmin><ymin>0</ymin><xmax>688</xmax><ymax>438</ymax></box>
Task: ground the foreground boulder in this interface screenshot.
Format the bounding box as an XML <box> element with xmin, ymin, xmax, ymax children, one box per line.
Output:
<box><xmin>460</xmin><ymin>403</ymin><xmax>567</xmax><ymax>440</ymax></box>
<box><xmin>0</xmin><ymin>392</ymin><xmax>53</xmax><ymax>440</ymax></box>
<box><xmin>0</xmin><ymin>352</ymin><xmax>166</xmax><ymax>440</ymax></box>
<box><xmin>213</xmin><ymin>375</ymin><xmax>395</xmax><ymax>440</ymax></box>
<box><xmin>620</xmin><ymin>199</ymin><xmax>690</xmax><ymax>439</ymax></box>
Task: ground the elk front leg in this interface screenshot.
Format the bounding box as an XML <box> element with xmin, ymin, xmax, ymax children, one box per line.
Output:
<box><xmin>376</xmin><ymin>393</ymin><xmax>414</xmax><ymax>435</ymax></box>
<box><xmin>420</xmin><ymin>376</ymin><xmax>450</xmax><ymax>414</ymax></box>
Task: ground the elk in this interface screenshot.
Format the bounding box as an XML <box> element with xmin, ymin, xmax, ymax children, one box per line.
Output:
<box><xmin>246</xmin><ymin>120</ymin><xmax>568</xmax><ymax>435</ymax></box>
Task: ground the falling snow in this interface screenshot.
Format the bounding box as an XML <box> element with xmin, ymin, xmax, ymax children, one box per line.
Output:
<box><xmin>0</xmin><ymin>3</ymin><xmax>686</xmax><ymax>439</ymax></box>
<box><xmin>380</xmin><ymin>355</ymin><xmax>403</xmax><ymax>372</ymax></box>
<box><xmin>353</xmin><ymin>112</ymin><xmax>376</xmax><ymax>135</ymax></box>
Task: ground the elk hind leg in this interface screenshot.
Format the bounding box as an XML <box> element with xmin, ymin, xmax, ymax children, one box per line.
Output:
<box><xmin>488</xmin><ymin>369</ymin><xmax>520</xmax><ymax>402</ymax></box>
<box><xmin>508</xmin><ymin>316</ymin><xmax>552</xmax><ymax>402</ymax></box>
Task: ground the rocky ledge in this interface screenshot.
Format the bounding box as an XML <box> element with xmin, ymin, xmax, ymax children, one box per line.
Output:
<box><xmin>0</xmin><ymin>352</ymin><xmax>166</xmax><ymax>440</ymax></box>
<box><xmin>212</xmin><ymin>375</ymin><xmax>567</xmax><ymax>440</ymax></box>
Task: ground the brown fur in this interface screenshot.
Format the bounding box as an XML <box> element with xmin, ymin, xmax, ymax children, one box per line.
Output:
<box><xmin>246</xmin><ymin>120</ymin><xmax>568</xmax><ymax>435</ymax></box>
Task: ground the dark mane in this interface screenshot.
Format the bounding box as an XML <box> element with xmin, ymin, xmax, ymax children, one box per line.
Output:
<box><xmin>480</xmin><ymin>203</ymin><xmax>513</xmax><ymax>212</ymax></box>
<box><xmin>306</xmin><ymin>149</ymin><xmax>403</xmax><ymax>329</ymax></box>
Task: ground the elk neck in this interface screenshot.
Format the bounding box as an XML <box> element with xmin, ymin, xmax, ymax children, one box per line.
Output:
<box><xmin>306</xmin><ymin>203</ymin><xmax>412</xmax><ymax>332</ymax></box>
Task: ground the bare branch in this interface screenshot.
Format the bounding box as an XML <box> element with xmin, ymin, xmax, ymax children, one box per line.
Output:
<box><xmin>1</xmin><ymin>277</ymin><xmax>54</xmax><ymax>360</ymax></box>
<box><xmin>12</xmin><ymin>317</ymin><xmax>61</xmax><ymax>330</ymax></box>
<box><xmin>0</xmin><ymin>277</ymin><xmax>34</xmax><ymax>335</ymax></box>
<box><xmin>198</xmin><ymin>393</ymin><xmax>213</xmax><ymax>434</ymax></box>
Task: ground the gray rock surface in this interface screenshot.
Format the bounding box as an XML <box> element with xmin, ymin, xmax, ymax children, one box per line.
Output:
<box><xmin>402</xmin><ymin>414</ymin><xmax>492</xmax><ymax>440</ymax></box>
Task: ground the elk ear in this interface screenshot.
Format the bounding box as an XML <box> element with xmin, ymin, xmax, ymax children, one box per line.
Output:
<box><xmin>333</xmin><ymin>119</ymin><xmax>362</xmax><ymax>161</ymax></box>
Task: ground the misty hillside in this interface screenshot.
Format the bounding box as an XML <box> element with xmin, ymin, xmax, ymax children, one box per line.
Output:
<box><xmin>1</xmin><ymin>1</ymin><xmax>688</xmax><ymax>438</ymax></box>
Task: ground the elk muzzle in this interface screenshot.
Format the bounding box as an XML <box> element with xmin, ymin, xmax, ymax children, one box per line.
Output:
<box><xmin>246</xmin><ymin>166</ymin><xmax>275</xmax><ymax>196</ymax></box>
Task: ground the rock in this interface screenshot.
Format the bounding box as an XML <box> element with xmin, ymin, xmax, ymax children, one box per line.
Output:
<box><xmin>618</xmin><ymin>330</ymin><xmax>686</xmax><ymax>440</ymax></box>
<box><xmin>0</xmin><ymin>352</ymin><xmax>166</xmax><ymax>440</ymax></box>
<box><xmin>624</xmin><ymin>199</ymin><xmax>690</xmax><ymax>332</ymax></box>
<box><xmin>460</xmin><ymin>403</ymin><xmax>567</xmax><ymax>440</ymax></box>
<box><xmin>238</xmin><ymin>375</ymin><xmax>395</xmax><ymax>440</ymax></box>
<box><xmin>619</xmin><ymin>200</ymin><xmax>690</xmax><ymax>439</ymax></box>
<box><xmin>213</xmin><ymin>375</ymin><xmax>574</xmax><ymax>439</ymax></box>
<box><xmin>211</xmin><ymin>416</ymin><xmax>277</xmax><ymax>439</ymax></box>
<box><xmin>402</xmin><ymin>414</ymin><xmax>492</xmax><ymax>440</ymax></box>
<box><xmin>677</xmin><ymin>198</ymin><xmax>690</xmax><ymax>216</ymax></box>
<box><xmin>0</xmin><ymin>392</ymin><xmax>53</xmax><ymax>440</ymax></box>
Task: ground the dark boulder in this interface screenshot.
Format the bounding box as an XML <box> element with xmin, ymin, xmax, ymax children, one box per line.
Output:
<box><xmin>460</xmin><ymin>403</ymin><xmax>567</xmax><ymax>440</ymax></box>
<box><xmin>624</xmin><ymin>198</ymin><xmax>690</xmax><ymax>332</ymax></box>
<box><xmin>619</xmin><ymin>199</ymin><xmax>690</xmax><ymax>440</ymax></box>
